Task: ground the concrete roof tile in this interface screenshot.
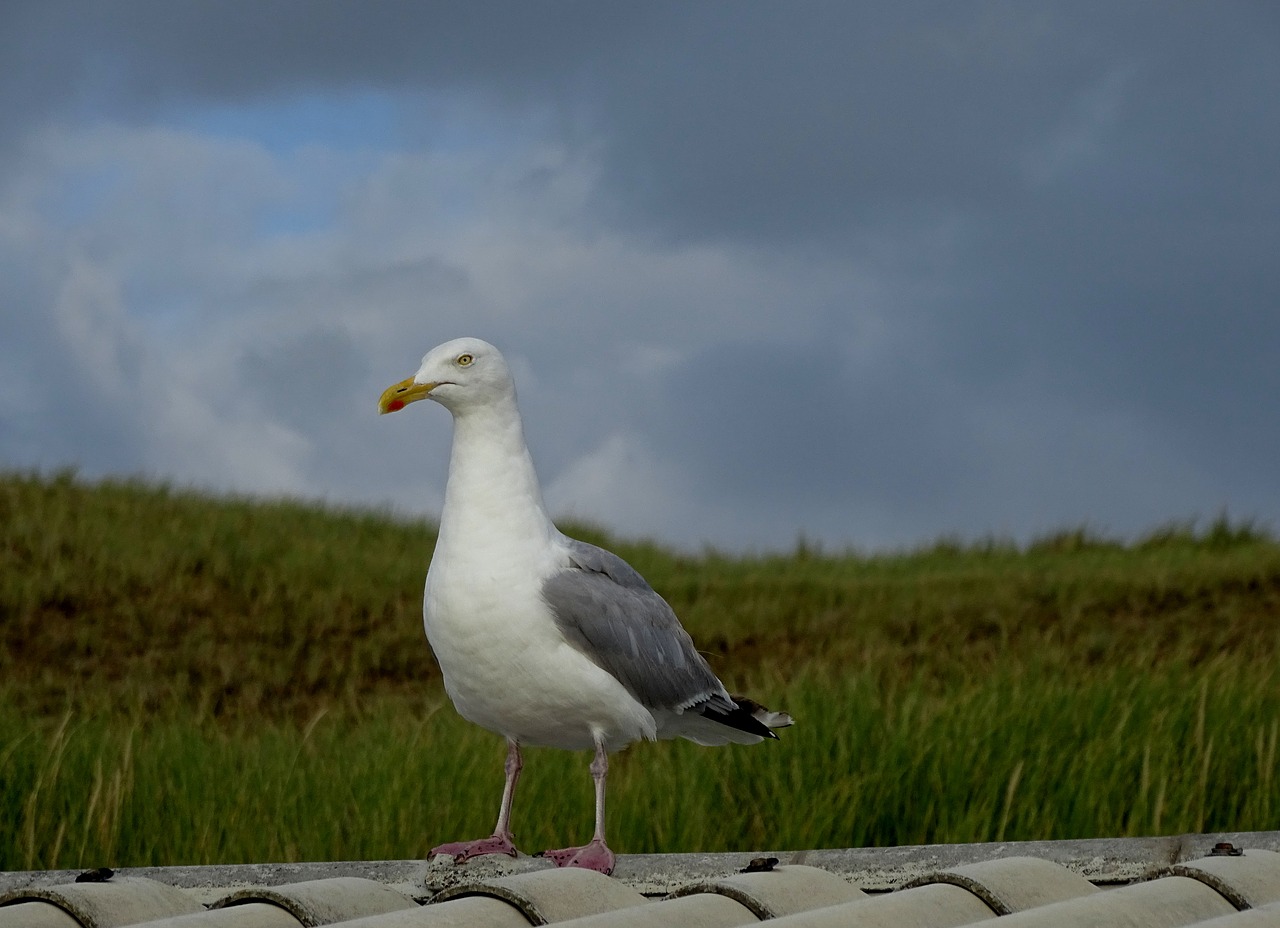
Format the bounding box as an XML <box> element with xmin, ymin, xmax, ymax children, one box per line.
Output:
<box><xmin>143</xmin><ymin>902</ymin><xmax>303</xmax><ymax>927</ymax></box>
<box><xmin>900</xmin><ymin>854</ymin><xmax>1100</xmax><ymax>914</ymax></box>
<box><xmin>1194</xmin><ymin>902</ymin><xmax>1280</xmax><ymax>927</ymax></box>
<box><xmin>5</xmin><ymin>832</ymin><xmax>1280</xmax><ymax>928</ymax></box>
<box><xmin>665</xmin><ymin>863</ymin><xmax>864</xmax><ymax>918</ymax></box>
<box><xmin>769</xmin><ymin>880</ymin><xmax>998</xmax><ymax>928</ymax></box>
<box><xmin>1172</xmin><ymin>850</ymin><xmax>1280</xmax><ymax>909</ymax></box>
<box><xmin>0</xmin><ymin>876</ymin><xmax>205</xmax><ymax>928</ymax></box>
<box><xmin>328</xmin><ymin>893</ymin><xmax>529</xmax><ymax>927</ymax></box>
<box><xmin>208</xmin><ymin>877</ymin><xmax>417</xmax><ymax>926</ymax></box>
<box><xmin>990</xmin><ymin>874</ymin><xmax>1240</xmax><ymax>928</ymax></box>
<box><xmin>0</xmin><ymin>900</ymin><xmax>84</xmax><ymax>928</ymax></box>
<box><xmin>547</xmin><ymin>891</ymin><xmax>758</xmax><ymax>928</ymax></box>
<box><xmin>430</xmin><ymin>868</ymin><xmax>647</xmax><ymax>924</ymax></box>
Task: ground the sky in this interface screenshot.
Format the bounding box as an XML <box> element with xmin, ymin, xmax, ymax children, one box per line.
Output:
<box><xmin>2</xmin><ymin>2</ymin><xmax>1279</xmax><ymax>552</ymax></box>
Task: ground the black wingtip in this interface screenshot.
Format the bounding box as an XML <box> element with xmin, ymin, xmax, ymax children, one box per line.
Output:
<box><xmin>699</xmin><ymin>694</ymin><xmax>790</xmax><ymax>740</ymax></box>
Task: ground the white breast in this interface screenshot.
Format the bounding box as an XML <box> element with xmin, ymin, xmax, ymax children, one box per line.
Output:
<box><xmin>424</xmin><ymin>545</ymin><xmax>656</xmax><ymax>751</ymax></box>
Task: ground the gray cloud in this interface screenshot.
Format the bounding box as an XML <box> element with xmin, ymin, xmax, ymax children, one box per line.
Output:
<box><xmin>2</xmin><ymin>2</ymin><xmax>1279</xmax><ymax>549</ymax></box>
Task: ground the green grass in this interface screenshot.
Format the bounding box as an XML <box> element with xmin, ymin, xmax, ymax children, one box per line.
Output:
<box><xmin>2</xmin><ymin>469</ymin><xmax>1279</xmax><ymax>870</ymax></box>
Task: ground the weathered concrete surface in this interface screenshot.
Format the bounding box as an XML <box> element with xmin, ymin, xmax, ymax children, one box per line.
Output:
<box><xmin>898</xmin><ymin>856</ymin><xmax>1099</xmax><ymax>915</ymax></box>
<box><xmin>0</xmin><ymin>876</ymin><xmax>206</xmax><ymax>926</ymax></box>
<box><xmin>2</xmin><ymin>831</ymin><xmax>1277</xmax><ymax>903</ymax></box>
<box><xmin>431</xmin><ymin>868</ymin><xmax>648</xmax><ymax>923</ymax></box>
<box><xmin>666</xmin><ymin>864</ymin><xmax>865</xmax><ymax>918</ymax></box>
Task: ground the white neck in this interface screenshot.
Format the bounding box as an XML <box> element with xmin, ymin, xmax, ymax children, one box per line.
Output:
<box><xmin>435</xmin><ymin>397</ymin><xmax>557</xmax><ymax>557</ymax></box>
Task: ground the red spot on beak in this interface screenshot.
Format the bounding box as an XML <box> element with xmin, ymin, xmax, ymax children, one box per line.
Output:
<box><xmin>387</xmin><ymin>399</ymin><xmax>405</xmax><ymax>412</ymax></box>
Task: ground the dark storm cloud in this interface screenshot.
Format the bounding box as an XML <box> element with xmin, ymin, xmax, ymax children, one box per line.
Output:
<box><xmin>10</xmin><ymin>3</ymin><xmax>1277</xmax><ymax>257</ymax></box>
<box><xmin>4</xmin><ymin>1</ymin><xmax>1280</xmax><ymax>546</ymax></box>
<box><xmin>0</xmin><ymin>0</ymin><xmax>637</xmax><ymax>152</ymax></box>
<box><xmin>590</xmin><ymin>4</ymin><xmax>1280</xmax><ymax>243</ymax></box>
<box><xmin>10</xmin><ymin>3</ymin><xmax>1278</xmax><ymax>243</ymax></box>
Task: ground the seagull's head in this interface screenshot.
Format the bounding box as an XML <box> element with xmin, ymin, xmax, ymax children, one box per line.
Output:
<box><xmin>378</xmin><ymin>337</ymin><xmax>515</xmax><ymax>416</ymax></box>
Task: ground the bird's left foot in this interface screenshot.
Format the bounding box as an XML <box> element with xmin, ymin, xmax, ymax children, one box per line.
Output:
<box><xmin>538</xmin><ymin>837</ymin><xmax>616</xmax><ymax>875</ymax></box>
<box><xmin>430</xmin><ymin>831</ymin><xmax>521</xmax><ymax>863</ymax></box>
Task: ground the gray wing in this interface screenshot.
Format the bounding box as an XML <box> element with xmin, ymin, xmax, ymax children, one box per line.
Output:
<box><xmin>542</xmin><ymin>538</ymin><xmax>734</xmax><ymax>713</ymax></box>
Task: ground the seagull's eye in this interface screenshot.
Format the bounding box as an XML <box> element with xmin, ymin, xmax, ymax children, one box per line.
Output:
<box><xmin>456</xmin><ymin>353</ymin><xmax>474</xmax><ymax>367</ymax></box>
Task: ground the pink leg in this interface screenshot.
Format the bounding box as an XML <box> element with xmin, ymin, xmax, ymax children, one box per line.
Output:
<box><xmin>431</xmin><ymin>739</ymin><xmax>524</xmax><ymax>862</ymax></box>
<box><xmin>538</xmin><ymin>739</ymin><xmax>617</xmax><ymax>875</ymax></box>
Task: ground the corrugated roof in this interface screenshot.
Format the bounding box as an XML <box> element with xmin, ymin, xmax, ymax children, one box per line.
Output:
<box><xmin>3</xmin><ymin>831</ymin><xmax>1279</xmax><ymax>928</ymax></box>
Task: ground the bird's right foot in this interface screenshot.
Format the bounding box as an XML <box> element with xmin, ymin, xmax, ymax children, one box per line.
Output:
<box><xmin>430</xmin><ymin>832</ymin><xmax>520</xmax><ymax>862</ymax></box>
<box><xmin>538</xmin><ymin>837</ymin><xmax>616</xmax><ymax>875</ymax></box>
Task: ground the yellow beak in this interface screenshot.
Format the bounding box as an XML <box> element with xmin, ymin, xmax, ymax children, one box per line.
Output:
<box><xmin>378</xmin><ymin>377</ymin><xmax>438</xmax><ymax>414</ymax></box>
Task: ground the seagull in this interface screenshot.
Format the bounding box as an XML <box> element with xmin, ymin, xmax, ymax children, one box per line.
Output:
<box><xmin>378</xmin><ymin>337</ymin><xmax>792</xmax><ymax>874</ymax></box>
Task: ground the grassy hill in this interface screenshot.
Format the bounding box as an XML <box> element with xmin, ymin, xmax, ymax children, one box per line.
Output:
<box><xmin>2</xmin><ymin>470</ymin><xmax>1278</xmax><ymax>869</ymax></box>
